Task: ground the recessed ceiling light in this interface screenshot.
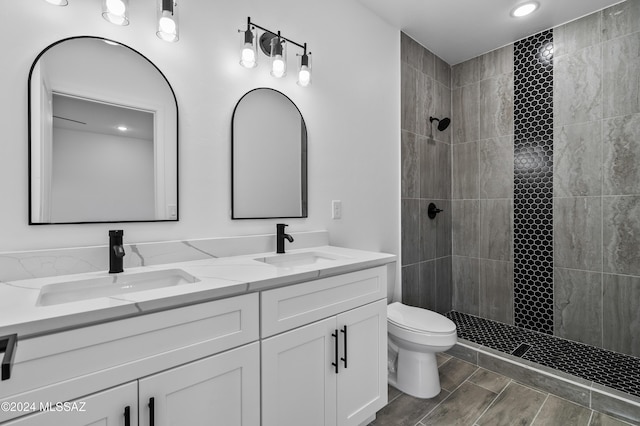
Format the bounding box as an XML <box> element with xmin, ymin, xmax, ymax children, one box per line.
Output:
<box><xmin>117</xmin><ymin>126</ymin><xmax>128</xmax><ymax>131</ymax></box>
<box><xmin>511</xmin><ymin>1</ymin><xmax>539</xmax><ymax>17</ymax></box>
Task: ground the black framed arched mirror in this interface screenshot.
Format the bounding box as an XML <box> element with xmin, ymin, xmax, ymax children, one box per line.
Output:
<box><xmin>231</xmin><ymin>88</ymin><xmax>308</xmax><ymax>219</ymax></box>
<box><xmin>28</xmin><ymin>36</ymin><xmax>179</xmax><ymax>224</ymax></box>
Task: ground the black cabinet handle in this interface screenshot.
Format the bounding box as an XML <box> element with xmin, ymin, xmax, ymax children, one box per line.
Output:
<box><xmin>0</xmin><ymin>334</ymin><xmax>17</xmax><ymax>381</ymax></box>
<box><xmin>340</xmin><ymin>325</ymin><xmax>348</xmax><ymax>369</ymax></box>
<box><xmin>331</xmin><ymin>329</ymin><xmax>339</xmax><ymax>374</ymax></box>
<box><xmin>124</xmin><ymin>406</ymin><xmax>131</xmax><ymax>426</ymax></box>
<box><xmin>148</xmin><ymin>397</ymin><xmax>155</xmax><ymax>426</ymax></box>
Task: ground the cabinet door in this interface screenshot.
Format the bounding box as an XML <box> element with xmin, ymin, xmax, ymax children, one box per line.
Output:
<box><xmin>262</xmin><ymin>317</ymin><xmax>338</xmax><ymax>426</ymax></box>
<box><xmin>4</xmin><ymin>382</ymin><xmax>137</xmax><ymax>426</ymax></box>
<box><xmin>139</xmin><ymin>342</ymin><xmax>260</xmax><ymax>426</ymax></box>
<box><xmin>336</xmin><ymin>299</ymin><xmax>387</xmax><ymax>426</ymax></box>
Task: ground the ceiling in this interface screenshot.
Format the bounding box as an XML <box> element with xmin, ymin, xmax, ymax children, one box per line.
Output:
<box><xmin>355</xmin><ymin>0</ymin><xmax>625</xmax><ymax>65</ymax></box>
<box><xmin>53</xmin><ymin>93</ymin><xmax>154</xmax><ymax>141</ymax></box>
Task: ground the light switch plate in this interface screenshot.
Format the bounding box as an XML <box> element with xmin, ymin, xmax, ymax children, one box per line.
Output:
<box><xmin>331</xmin><ymin>200</ymin><xmax>342</xmax><ymax>219</ymax></box>
<box><xmin>168</xmin><ymin>204</ymin><xmax>177</xmax><ymax>219</ymax></box>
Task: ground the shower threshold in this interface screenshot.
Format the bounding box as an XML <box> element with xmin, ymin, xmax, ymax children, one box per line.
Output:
<box><xmin>444</xmin><ymin>311</ymin><xmax>640</xmax><ymax>424</ymax></box>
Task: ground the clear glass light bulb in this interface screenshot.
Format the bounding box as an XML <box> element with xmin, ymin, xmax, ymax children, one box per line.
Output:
<box><xmin>158</xmin><ymin>15</ymin><xmax>177</xmax><ymax>42</ymax></box>
<box><xmin>103</xmin><ymin>0</ymin><xmax>128</xmax><ymax>25</ymax></box>
<box><xmin>271</xmin><ymin>56</ymin><xmax>286</xmax><ymax>78</ymax></box>
<box><xmin>297</xmin><ymin>66</ymin><xmax>311</xmax><ymax>87</ymax></box>
<box><xmin>106</xmin><ymin>0</ymin><xmax>126</xmax><ymax>16</ymax></box>
<box><xmin>241</xmin><ymin>44</ymin><xmax>256</xmax><ymax>68</ymax></box>
<box><xmin>159</xmin><ymin>16</ymin><xmax>176</xmax><ymax>34</ymax></box>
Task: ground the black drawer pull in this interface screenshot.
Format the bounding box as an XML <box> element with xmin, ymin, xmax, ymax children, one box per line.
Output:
<box><xmin>340</xmin><ymin>325</ymin><xmax>348</xmax><ymax>368</ymax></box>
<box><xmin>148</xmin><ymin>397</ymin><xmax>155</xmax><ymax>426</ymax></box>
<box><xmin>331</xmin><ymin>329</ymin><xmax>339</xmax><ymax>374</ymax></box>
<box><xmin>124</xmin><ymin>406</ymin><xmax>131</xmax><ymax>426</ymax></box>
<box><xmin>0</xmin><ymin>334</ymin><xmax>17</xmax><ymax>381</ymax></box>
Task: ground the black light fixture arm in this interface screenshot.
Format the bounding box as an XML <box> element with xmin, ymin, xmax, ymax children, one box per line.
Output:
<box><xmin>244</xmin><ymin>16</ymin><xmax>309</xmax><ymax>54</ymax></box>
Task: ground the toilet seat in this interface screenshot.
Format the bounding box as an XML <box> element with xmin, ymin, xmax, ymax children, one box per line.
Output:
<box><xmin>387</xmin><ymin>302</ymin><xmax>456</xmax><ymax>335</ymax></box>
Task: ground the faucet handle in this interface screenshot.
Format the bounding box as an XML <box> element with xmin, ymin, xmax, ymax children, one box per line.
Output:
<box><xmin>276</xmin><ymin>223</ymin><xmax>288</xmax><ymax>231</ymax></box>
<box><xmin>112</xmin><ymin>245</ymin><xmax>126</xmax><ymax>258</ymax></box>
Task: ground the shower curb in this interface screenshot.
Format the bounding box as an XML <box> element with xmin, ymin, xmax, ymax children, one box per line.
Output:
<box><xmin>447</xmin><ymin>339</ymin><xmax>640</xmax><ymax>425</ymax></box>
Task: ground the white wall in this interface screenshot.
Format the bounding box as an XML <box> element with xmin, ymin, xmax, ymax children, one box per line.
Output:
<box><xmin>51</xmin><ymin>128</ymin><xmax>155</xmax><ymax>222</ymax></box>
<box><xmin>0</xmin><ymin>0</ymin><xmax>400</xmax><ymax>269</ymax></box>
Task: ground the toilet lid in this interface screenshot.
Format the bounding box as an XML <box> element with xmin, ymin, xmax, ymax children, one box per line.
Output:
<box><xmin>387</xmin><ymin>302</ymin><xmax>456</xmax><ymax>334</ymax></box>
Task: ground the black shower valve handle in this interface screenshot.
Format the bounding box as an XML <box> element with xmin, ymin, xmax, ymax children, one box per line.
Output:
<box><xmin>427</xmin><ymin>202</ymin><xmax>443</xmax><ymax>219</ymax></box>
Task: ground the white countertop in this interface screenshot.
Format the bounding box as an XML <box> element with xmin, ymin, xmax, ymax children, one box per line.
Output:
<box><xmin>0</xmin><ymin>246</ymin><xmax>396</xmax><ymax>338</ymax></box>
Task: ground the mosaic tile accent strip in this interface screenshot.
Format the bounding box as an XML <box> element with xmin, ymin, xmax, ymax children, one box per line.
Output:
<box><xmin>447</xmin><ymin>311</ymin><xmax>640</xmax><ymax>399</ymax></box>
<box><xmin>513</xmin><ymin>29</ymin><xmax>555</xmax><ymax>333</ymax></box>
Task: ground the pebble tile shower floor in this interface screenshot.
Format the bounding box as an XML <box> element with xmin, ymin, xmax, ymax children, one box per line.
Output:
<box><xmin>445</xmin><ymin>311</ymin><xmax>640</xmax><ymax>399</ymax></box>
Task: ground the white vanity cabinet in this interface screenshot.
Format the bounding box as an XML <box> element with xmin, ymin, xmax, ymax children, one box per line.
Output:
<box><xmin>4</xmin><ymin>382</ymin><xmax>138</xmax><ymax>426</ymax></box>
<box><xmin>0</xmin><ymin>293</ymin><xmax>260</xmax><ymax>425</ymax></box>
<box><xmin>139</xmin><ymin>342</ymin><xmax>260</xmax><ymax>426</ymax></box>
<box><xmin>5</xmin><ymin>343</ymin><xmax>260</xmax><ymax>426</ymax></box>
<box><xmin>261</xmin><ymin>267</ymin><xmax>388</xmax><ymax>426</ymax></box>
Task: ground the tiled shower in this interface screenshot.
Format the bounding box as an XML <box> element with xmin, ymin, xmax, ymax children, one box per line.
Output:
<box><xmin>400</xmin><ymin>0</ymin><xmax>640</xmax><ymax>389</ymax></box>
<box><xmin>400</xmin><ymin>34</ymin><xmax>453</xmax><ymax>314</ymax></box>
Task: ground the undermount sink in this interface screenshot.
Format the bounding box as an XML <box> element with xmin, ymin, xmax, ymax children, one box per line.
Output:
<box><xmin>36</xmin><ymin>269</ymin><xmax>200</xmax><ymax>307</ymax></box>
<box><xmin>254</xmin><ymin>251</ymin><xmax>348</xmax><ymax>268</ymax></box>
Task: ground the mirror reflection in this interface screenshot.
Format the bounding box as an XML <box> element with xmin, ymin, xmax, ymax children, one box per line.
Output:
<box><xmin>232</xmin><ymin>88</ymin><xmax>307</xmax><ymax>219</ymax></box>
<box><xmin>29</xmin><ymin>36</ymin><xmax>178</xmax><ymax>224</ymax></box>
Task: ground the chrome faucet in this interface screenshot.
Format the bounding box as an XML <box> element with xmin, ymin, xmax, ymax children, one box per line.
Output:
<box><xmin>109</xmin><ymin>230</ymin><xmax>126</xmax><ymax>273</ymax></box>
<box><xmin>276</xmin><ymin>223</ymin><xmax>294</xmax><ymax>254</ymax></box>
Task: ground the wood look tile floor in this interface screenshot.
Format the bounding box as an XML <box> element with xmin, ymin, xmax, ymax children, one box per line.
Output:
<box><xmin>370</xmin><ymin>354</ymin><xmax>635</xmax><ymax>426</ymax></box>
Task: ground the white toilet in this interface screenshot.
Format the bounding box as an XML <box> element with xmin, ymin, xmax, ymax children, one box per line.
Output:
<box><xmin>387</xmin><ymin>302</ymin><xmax>457</xmax><ymax>398</ymax></box>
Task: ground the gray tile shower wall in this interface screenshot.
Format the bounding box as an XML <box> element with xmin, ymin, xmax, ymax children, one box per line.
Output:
<box><xmin>449</xmin><ymin>0</ymin><xmax>640</xmax><ymax>357</ymax></box>
<box><xmin>400</xmin><ymin>33</ymin><xmax>452</xmax><ymax>313</ymax></box>
<box><xmin>451</xmin><ymin>43</ymin><xmax>515</xmax><ymax>325</ymax></box>
<box><xmin>479</xmin><ymin>259</ymin><xmax>514</xmax><ymax>324</ymax></box>
<box><xmin>554</xmin><ymin>267</ymin><xmax>603</xmax><ymax>347</ymax></box>
<box><xmin>553</xmin><ymin>0</ymin><xmax>640</xmax><ymax>357</ymax></box>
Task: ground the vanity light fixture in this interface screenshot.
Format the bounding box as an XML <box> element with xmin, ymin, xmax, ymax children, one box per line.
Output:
<box><xmin>239</xmin><ymin>17</ymin><xmax>312</xmax><ymax>86</ymax></box>
<box><xmin>511</xmin><ymin>1</ymin><xmax>539</xmax><ymax>17</ymax></box>
<box><xmin>43</xmin><ymin>0</ymin><xmax>68</xmax><ymax>6</ymax></box>
<box><xmin>102</xmin><ymin>0</ymin><xmax>129</xmax><ymax>26</ymax></box>
<box><xmin>157</xmin><ymin>0</ymin><xmax>179</xmax><ymax>42</ymax></box>
<box><xmin>45</xmin><ymin>0</ymin><xmax>179</xmax><ymax>41</ymax></box>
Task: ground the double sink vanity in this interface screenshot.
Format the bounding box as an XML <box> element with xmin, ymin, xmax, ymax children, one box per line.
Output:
<box><xmin>0</xmin><ymin>238</ymin><xmax>395</xmax><ymax>426</ymax></box>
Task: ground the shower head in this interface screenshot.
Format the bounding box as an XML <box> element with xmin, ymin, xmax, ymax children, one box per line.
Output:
<box><xmin>429</xmin><ymin>116</ymin><xmax>451</xmax><ymax>132</ymax></box>
<box><xmin>437</xmin><ymin>117</ymin><xmax>450</xmax><ymax>131</ymax></box>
